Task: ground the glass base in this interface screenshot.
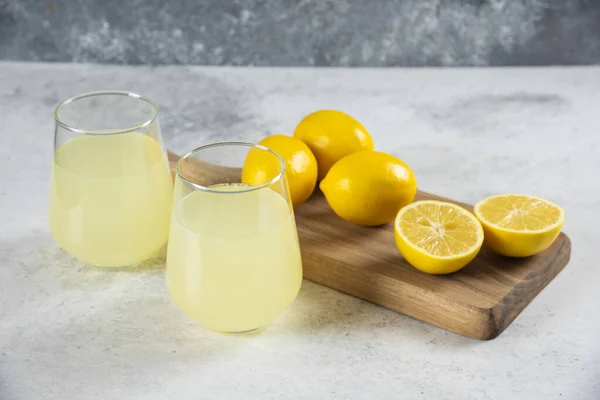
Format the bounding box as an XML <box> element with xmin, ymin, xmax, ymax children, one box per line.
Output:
<box><xmin>85</xmin><ymin>263</ymin><xmax>141</xmax><ymax>271</ymax></box>
<box><xmin>73</xmin><ymin>245</ymin><xmax>167</xmax><ymax>271</ymax></box>
<box><xmin>218</xmin><ymin>327</ymin><xmax>266</xmax><ymax>336</ymax></box>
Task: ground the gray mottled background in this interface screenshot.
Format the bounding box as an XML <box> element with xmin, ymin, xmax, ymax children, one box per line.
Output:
<box><xmin>1</xmin><ymin>0</ymin><xmax>599</xmax><ymax>67</ymax></box>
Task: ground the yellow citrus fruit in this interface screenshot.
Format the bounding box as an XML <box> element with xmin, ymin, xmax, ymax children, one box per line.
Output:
<box><xmin>473</xmin><ymin>194</ymin><xmax>565</xmax><ymax>257</ymax></box>
<box><xmin>293</xmin><ymin>110</ymin><xmax>374</xmax><ymax>180</ymax></box>
<box><xmin>394</xmin><ymin>201</ymin><xmax>484</xmax><ymax>274</ymax></box>
<box><xmin>319</xmin><ymin>151</ymin><xmax>417</xmax><ymax>226</ymax></box>
<box><xmin>242</xmin><ymin>135</ymin><xmax>318</xmax><ymax>208</ymax></box>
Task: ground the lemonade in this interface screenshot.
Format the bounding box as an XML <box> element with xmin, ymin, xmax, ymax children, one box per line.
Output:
<box><xmin>166</xmin><ymin>183</ymin><xmax>303</xmax><ymax>333</ymax></box>
<box><xmin>49</xmin><ymin>132</ymin><xmax>173</xmax><ymax>268</ymax></box>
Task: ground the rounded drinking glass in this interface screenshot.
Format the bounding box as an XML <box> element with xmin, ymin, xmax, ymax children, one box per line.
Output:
<box><xmin>166</xmin><ymin>142</ymin><xmax>303</xmax><ymax>333</ymax></box>
<box><xmin>49</xmin><ymin>91</ymin><xmax>173</xmax><ymax>269</ymax></box>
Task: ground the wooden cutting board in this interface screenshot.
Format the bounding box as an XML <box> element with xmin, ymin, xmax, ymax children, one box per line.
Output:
<box><xmin>167</xmin><ymin>151</ymin><xmax>571</xmax><ymax>340</ymax></box>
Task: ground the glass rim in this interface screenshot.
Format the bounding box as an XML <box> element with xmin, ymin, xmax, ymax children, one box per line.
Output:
<box><xmin>53</xmin><ymin>90</ymin><xmax>159</xmax><ymax>135</ymax></box>
<box><xmin>176</xmin><ymin>141</ymin><xmax>287</xmax><ymax>194</ymax></box>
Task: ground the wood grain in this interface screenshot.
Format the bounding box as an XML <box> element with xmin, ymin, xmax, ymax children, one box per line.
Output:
<box><xmin>167</xmin><ymin>151</ymin><xmax>571</xmax><ymax>340</ymax></box>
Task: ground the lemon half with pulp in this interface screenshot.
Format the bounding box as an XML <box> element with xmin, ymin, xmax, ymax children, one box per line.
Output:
<box><xmin>394</xmin><ymin>200</ymin><xmax>484</xmax><ymax>274</ymax></box>
<box><xmin>473</xmin><ymin>194</ymin><xmax>565</xmax><ymax>257</ymax></box>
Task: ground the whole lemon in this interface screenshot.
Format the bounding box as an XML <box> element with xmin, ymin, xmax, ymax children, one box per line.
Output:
<box><xmin>293</xmin><ymin>110</ymin><xmax>374</xmax><ymax>180</ymax></box>
<box><xmin>242</xmin><ymin>134</ymin><xmax>318</xmax><ymax>208</ymax></box>
<box><xmin>320</xmin><ymin>151</ymin><xmax>417</xmax><ymax>226</ymax></box>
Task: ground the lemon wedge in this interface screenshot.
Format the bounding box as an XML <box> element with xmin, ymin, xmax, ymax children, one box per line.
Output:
<box><xmin>394</xmin><ymin>200</ymin><xmax>484</xmax><ymax>274</ymax></box>
<box><xmin>474</xmin><ymin>194</ymin><xmax>565</xmax><ymax>257</ymax></box>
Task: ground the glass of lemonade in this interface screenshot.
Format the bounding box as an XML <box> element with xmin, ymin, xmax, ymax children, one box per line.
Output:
<box><xmin>49</xmin><ymin>91</ymin><xmax>173</xmax><ymax>269</ymax></box>
<box><xmin>167</xmin><ymin>142</ymin><xmax>303</xmax><ymax>333</ymax></box>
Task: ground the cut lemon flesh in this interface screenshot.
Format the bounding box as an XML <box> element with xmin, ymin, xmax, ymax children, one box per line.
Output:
<box><xmin>394</xmin><ymin>201</ymin><xmax>484</xmax><ymax>274</ymax></box>
<box><xmin>474</xmin><ymin>194</ymin><xmax>565</xmax><ymax>257</ymax></box>
<box><xmin>474</xmin><ymin>194</ymin><xmax>564</xmax><ymax>232</ymax></box>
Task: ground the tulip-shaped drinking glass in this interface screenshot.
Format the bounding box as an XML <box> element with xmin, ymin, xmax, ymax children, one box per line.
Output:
<box><xmin>167</xmin><ymin>142</ymin><xmax>303</xmax><ymax>333</ymax></box>
<box><xmin>49</xmin><ymin>91</ymin><xmax>173</xmax><ymax>268</ymax></box>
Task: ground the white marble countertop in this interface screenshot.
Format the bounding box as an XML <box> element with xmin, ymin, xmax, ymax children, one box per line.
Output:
<box><xmin>1</xmin><ymin>62</ymin><xmax>598</xmax><ymax>400</ymax></box>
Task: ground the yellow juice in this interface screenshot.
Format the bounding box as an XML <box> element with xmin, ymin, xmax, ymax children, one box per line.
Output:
<box><xmin>166</xmin><ymin>183</ymin><xmax>303</xmax><ymax>333</ymax></box>
<box><xmin>49</xmin><ymin>132</ymin><xmax>173</xmax><ymax>268</ymax></box>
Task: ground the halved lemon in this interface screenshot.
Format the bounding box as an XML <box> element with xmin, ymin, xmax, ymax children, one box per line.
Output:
<box><xmin>474</xmin><ymin>194</ymin><xmax>565</xmax><ymax>257</ymax></box>
<box><xmin>394</xmin><ymin>201</ymin><xmax>484</xmax><ymax>274</ymax></box>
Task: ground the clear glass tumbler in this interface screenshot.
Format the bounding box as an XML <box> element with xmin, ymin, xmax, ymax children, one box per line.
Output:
<box><xmin>166</xmin><ymin>142</ymin><xmax>303</xmax><ymax>333</ymax></box>
<box><xmin>49</xmin><ymin>91</ymin><xmax>173</xmax><ymax>269</ymax></box>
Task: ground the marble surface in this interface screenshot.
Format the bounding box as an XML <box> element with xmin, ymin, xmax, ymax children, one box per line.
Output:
<box><xmin>1</xmin><ymin>0</ymin><xmax>600</xmax><ymax>67</ymax></box>
<box><xmin>0</xmin><ymin>62</ymin><xmax>599</xmax><ymax>399</ymax></box>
